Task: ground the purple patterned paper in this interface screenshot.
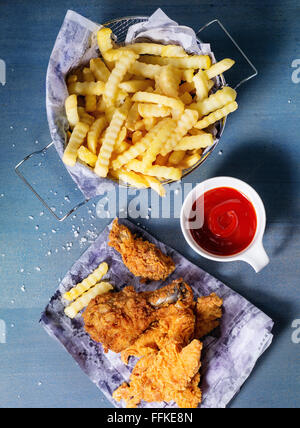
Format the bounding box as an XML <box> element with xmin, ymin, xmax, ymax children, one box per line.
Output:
<box><xmin>40</xmin><ymin>219</ymin><xmax>273</xmax><ymax>408</ymax></box>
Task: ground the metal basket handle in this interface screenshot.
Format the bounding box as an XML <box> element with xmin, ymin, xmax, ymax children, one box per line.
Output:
<box><xmin>196</xmin><ymin>19</ymin><xmax>258</xmax><ymax>90</ymax></box>
<box><xmin>15</xmin><ymin>141</ymin><xmax>89</xmax><ymax>222</ymax></box>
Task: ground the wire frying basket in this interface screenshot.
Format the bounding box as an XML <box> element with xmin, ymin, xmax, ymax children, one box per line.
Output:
<box><xmin>15</xmin><ymin>16</ymin><xmax>257</xmax><ymax>221</ymax></box>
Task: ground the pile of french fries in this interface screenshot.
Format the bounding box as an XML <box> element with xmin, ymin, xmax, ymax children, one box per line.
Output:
<box><xmin>63</xmin><ymin>27</ymin><xmax>238</xmax><ymax>197</ymax></box>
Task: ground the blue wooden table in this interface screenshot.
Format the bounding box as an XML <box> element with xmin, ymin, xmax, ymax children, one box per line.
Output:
<box><xmin>0</xmin><ymin>0</ymin><xmax>299</xmax><ymax>408</ymax></box>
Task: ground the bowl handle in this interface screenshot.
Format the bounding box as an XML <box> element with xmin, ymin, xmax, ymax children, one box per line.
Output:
<box><xmin>239</xmin><ymin>241</ymin><xmax>270</xmax><ymax>273</ymax></box>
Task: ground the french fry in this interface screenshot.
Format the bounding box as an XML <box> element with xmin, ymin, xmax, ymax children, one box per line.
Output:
<box><xmin>68</xmin><ymin>81</ymin><xmax>105</xmax><ymax>96</ymax></box>
<box><xmin>131</xmin><ymin>130</ymin><xmax>144</xmax><ymax>144</ymax></box>
<box><xmin>132</xmin><ymin>92</ymin><xmax>184</xmax><ymax>113</ymax></box>
<box><xmin>78</xmin><ymin>107</ymin><xmax>95</xmax><ymax>126</ymax></box>
<box><xmin>112</xmin><ymin>120</ymin><xmax>166</xmax><ymax>170</ymax></box>
<box><xmin>142</xmin><ymin>118</ymin><xmax>176</xmax><ymax>169</ymax></box>
<box><xmin>181</xmin><ymin>69</ymin><xmax>195</xmax><ymax>83</ymax></box>
<box><xmin>126</xmin><ymin>102</ymin><xmax>141</xmax><ymax>131</ymax></box>
<box><xmin>176</xmin><ymin>133</ymin><xmax>214</xmax><ymax>150</ymax></box>
<box><xmin>179</xmin><ymin>152</ymin><xmax>201</xmax><ymax>169</ymax></box>
<box><xmin>119</xmin><ymin>79</ymin><xmax>154</xmax><ymax>93</ymax></box>
<box><xmin>103</xmin><ymin>50</ymin><xmax>138</xmax><ymax>107</ymax></box>
<box><xmin>190</xmin><ymin>86</ymin><xmax>237</xmax><ymax>116</ymax></box>
<box><xmin>62</xmin><ymin>122</ymin><xmax>90</xmax><ymax>167</ymax></box>
<box><xmin>64</xmin><ymin>281</ymin><xmax>113</xmax><ymax>319</ymax></box>
<box><xmin>138</xmin><ymin>103</ymin><xmax>172</xmax><ymax>118</ymax></box>
<box><xmin>87</xmin><ymin>116</ymin><xmax>108</xmax><ymax>153</ymax></box>
<box><xmin>82</xmin><ymin>67</ymin><xmax>97</xmax><ymax>112</ymax></box>
<box><xmin>205</xmin><ymin>58</ymin><xmax>235</xmax><ymax>80</ymax></box>
<box><xmin>161</xmin><ymin>45</ymin><xmax>188</xmax><ymax>57</ymax></box>
<box><xmin>143</xmin><ymin>117</ymin><xmax>158</xmax><ymax>131</ymax></box>
<box><xmin>77</xmin><ymin>146</ymin><xmax>98</xmax><ymax>167</ymax></box>
<box><xmin>168</xmin><ymin>150</ymin><xmax>186</xmax><ymax>165</ymax></box>
<box><xmin>179</xmin><ymin>81</ymin><xmax>195</xmax><ymax>95</ymax></box>
<box><xmin>179</xmin><ymin>91</ymin><xmax>193</xmax><ymax>105</ymax></box>
<box><xmin>143</xmin><ymin>175</ymin><xmax>166</xmax><ymax>197</ymax></box>
<box><xmin>130</xmin><ymin>61</ymin><xmax>161</xmax><ymax>79</ymax></box>
<box><xmin>112</xmin><ymin>139</ymin><xmax>131</xmax><ymax>156</ymax></box>
<box><xmin>63</xmin><ymin>262</ymin><xmax>109</xmax><ymax>301</ymax></box>
<box><xmin>65</xmin><ymin>94</ymin><xmax>79</xmax><ymax>128</ymax></box>
<box><xmin>155</xmin><ymin>153</ymin><xmax>170</xmax><ymax>166</ymax></box>
<box><xmin>160</xmin><ymin>109</ymin><xmax>199</xmax><ymax>156</ymax></box>
<box><xmin>97</xmin><ymin>27</ymin><xmax>115</xmax><ymax>70</ymax></box>
<box><xmin>95</xmin><ymin>108</ymin><xmax>127</xmax><ymax>177</ymax></box>
<box><xmin>90</xmin><ymin>57</ymin><xmax>110</xmax><ymax>82</ymax></box>
<box><xmin>67</xmin><ymin>74</ymin><xmax>78</xmax><ymax>84</ymax></box>
<box><xmin>140</xmin><ymin>54</ymin><xmax>211</xmax><ymax>70</ymax></box>
<box><xmin>126</xmin><ymin>159</ymin><xmax>182</xmax><ymax>181</ymax></box>
<box><xmin>156</xmin><ymin>65</ymin><xmax>181</xmax><ymax>98</ymax></box>
<box><xmin>195</xmin><ymin>101</ymin><xmax>238</xmax><ymax>129</ymax></box>
<box><xmin>111</xmin><ymin>169</ymin><xmax>148</xmax><ymax>188</ymax></box>
<box><xmin>193</xmin><ymin>69</ymin><xmax>209</xmax><ymax>101</ymax></box>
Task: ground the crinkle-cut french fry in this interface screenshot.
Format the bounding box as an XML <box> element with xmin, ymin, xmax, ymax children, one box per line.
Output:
<box><xmin>67</xmin><ymin>74</ymin><xmax>78</xmax><ymax>84</ymax></box>
<box><xmin>155</xmin><ymin>153</ymin><xmax>170</xmax><ymax>166</ymax></box>
<box><xmin>193</xmin><ymin>69</ymin><xmax>209</xmax><ymax>102</ymax></box>
<box><xmin>103</xmin><ymin>51</ymin><xmax>138</xmax><ymax>107</ymax></box>
<box><xmin>132</xmin><ymin>92</ymin><xmax>184</xmax><ymax>113</ymax></box>
<box><xmin>179</xmin><ymin>91</ymin><xmax>193</xmax><ymax>105</ymax></box>
<box><xmin>63</xmin><ymin>122</ymin><xmax>90</xmax><ymax>167</ymax></box>
<box><xmin>188</xmin><ymin>128</ymin><xmax>206</xmax><ymax>136</ymax></box>
<box><xmin>105</xmin><ymin>104</ymin><xmax>116</xmax><ymax>123</ymax></box>
<box><xmin>107</xmin><ymin>43</ymin><xmax>187</xmax><ymax>58</ymax></box>
<box><xmin>134</xmin><ymin>119</ymin><xmax>145</xmax><ymax>131</ymax></box>
<box><xmin>179</xmin><ymin>152</ymin><xmax>201</xmax><ymax>169</ymax></box>
<box><xmin>161</xmin><ymin>45</ymin><xmax>188</xmax><ymax>57</ymax></box>
<box><xmin>64</xmin><ymin>281</ymin><xmax>113</xmax><ymax>319</ymax></box>
<box><xmin>96</xmin><ymin>96</ymin><xmax>106</xmax><ymax>113</ymax></box>
<box><xmin>205</xmin><ymin>58</ymin><xmax>235</xmax><ymax>80</ymax></box>
<box><xmin>90</xmin><ymin>57</ymin><xmax>110</xmax><ymax>82</ymax></box>
<box><xmin>138</xmin><ymin>103</ymin><xmax>172</xmax><ymax>118</ymax></box>
<box><xmin>176</xmin><ymin>133</ymin><xmax>214</xmax><ymax>150</ymax></box>
<box><xmin>63</xmin><ymin>262</ymin><xmax>109</xmax><ymax>301</ymax></box>
<box><xmin>111</xmin><ymin>169</ymin><xmax>149</xmax><ymax>188</ymax></box>
<box><xmin>181</xmin><ymin>69</ymin><xmax>195</xmax><ymax>83</ymax></box>
<box><xmin>97</xmin><ymin>27</ymin><xmax>115</xmax><ymax>70</ymax></box>
<box><xmin>129</xmin><ymin>61</ymin><xmax>161</xmax><ymax>79</ymax></box>
<box><xmin>195</xmin><ymin>101</ymin><xmax>238</xmax><ymax>129</ymax></box>
<box><xmin>68</xmin><ymin>81</ymin><xmax>105</xmax><ymax>96</ymax></box>
<box><xmin>112</xmin><ymin>120</ymin><xmax>165</xmax><ymax>170</ymax></box>
<box><xmin>126</xmin><ymin>159</ymin><xmax>182</xmax><ymax>181</ymax></box>
<box><xmin>140</xmin><ymin>54</ymin><xmax>211</xmax><ymax>70</ymax></box>
<box><xmin>119</xmin><ymin>79</ymin><xmax>154</xmax><ymax>93</ymax></box>
<box><xmin>65</xmin><ymin>94</ymin><xmax>79</xmax><ymax>128</ymax></box>
<box><xmin>77</xmin><ymin>146</ymin><xmax>98</xmax><ymax>167</ymax></box>
<box><xmin>168</xmin><ymin>150</ymin><xmax>186</xmax><ymax>165</ymax></box>
<box><xmin>143</xmin><ymin>117</ymin><xmax>158</xmax><ymax>131</ymax></box>
<box><xmin>143</xmin><ymin>175</ymin><xmax>166</xmax><ymax>197</ymax></box>
<box><xmin>179</xmin><ymin>81</ymin><xmax>195</xmax><ymax>95</ymax></box>
<box><xmin>87</xmin><ymin>116</ymin><xmax>107</xmax><ymax>154</ymax></box>
<box><xmin>131</xmin><ymin>130</ymin><xmax>144</xmax><ymax>144</ymax></box>
<box><xmin>126</xmin><ymin>102</ymin><xmax>140</xmax><ymax>131</ymax></box>
<box><xmin>95</xmin><ymin>108</ymin><xmax>127</xmax><ymax>177</ymax></box>
<box><xmin>112</xmin><ymin>140</ymin><xmax>131</xmax><ymax>157</ymax></box>
<box><xmin>78</xmin><ymin>107</ymin><xmax>95</xmax><ymax>126</ymax></box>
<box><xmin>156</xmin><ymin>65</ymin><xmax>181</xmax><ymax>98</ymax></box>
<box><xmin>191</xmin><ymin>86</ymin><xmax>237</xmax><ymax>117</ymax></box>
<box><xmin>142</xmin><ymin>118</ymin><xmax>176</xmax><ymax>169</ymax></box>
<box><xmin>160</xmin><ymin>109</ymin><xmax>199</xmax><ymax>156</ymax></box>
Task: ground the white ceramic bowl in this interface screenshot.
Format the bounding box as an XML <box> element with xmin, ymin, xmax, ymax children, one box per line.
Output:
<box><xmin>180</xmin><ymin>176</ymin><xmax>269</xmax><ymax>272</ymax></box>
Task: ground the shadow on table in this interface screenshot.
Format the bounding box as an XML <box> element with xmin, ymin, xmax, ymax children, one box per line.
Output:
<box><xmin>210</xmin><ymin>139</ymin><xmax>297</xmax><ymax>257</ymax></box>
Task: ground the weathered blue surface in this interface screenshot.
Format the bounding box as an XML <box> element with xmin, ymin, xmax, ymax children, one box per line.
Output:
<box><xmin>0</xmin><ymin>0</ymin><xmax>299</xmax><ymax>408</ymax></box>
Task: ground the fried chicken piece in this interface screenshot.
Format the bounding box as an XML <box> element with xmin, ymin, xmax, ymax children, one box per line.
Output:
<box><xmin>83</xmin><ymin>279</ymin><xmax>193</xmax><ymax>353</ymax></box>
<box><xmin>194</xmin><ymin>293</ymin><xmax>223</xmax><ymax>339</ymax></box>
<box><xmin>113</xmin><ymin>339</ymin><xmax>203</xmax><ymax>408</ymax></box>
<box><xmin>121</xmin><ymin>301</ymin><xmax>195</xmax><ymax>363</ymax></box>
<box><xmin>108</xmin><ymin>219</ymin><xmax>175</xmax><ymax>281</ymax></box>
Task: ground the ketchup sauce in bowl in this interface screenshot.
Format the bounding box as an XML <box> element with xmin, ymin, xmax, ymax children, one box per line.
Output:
<box><xmin>180</xmin><ymin>177</ymin><xmax>269</xmax><ymax>272</ymax></box>
<box><xmin>190</xmin><ymin>187</ymin><xmax>257</xmax><ymax>256</ymax></box>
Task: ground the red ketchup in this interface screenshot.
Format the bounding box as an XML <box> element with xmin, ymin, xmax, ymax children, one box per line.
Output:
<box><xmin>189</xmin><ymin>187</ymin><xmax>257</xmax><ymax>256</ymax></box>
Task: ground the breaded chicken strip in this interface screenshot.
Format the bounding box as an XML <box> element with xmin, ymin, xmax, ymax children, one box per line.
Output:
<box><xmin>194</xmin><ymin>292</ymin><xmax>223</xmax><ymax>339</ymax></box>
<box><xmin>108</xmin><ymin>219</ymin><xmax>175</xmax><ymax>281</ymax></box>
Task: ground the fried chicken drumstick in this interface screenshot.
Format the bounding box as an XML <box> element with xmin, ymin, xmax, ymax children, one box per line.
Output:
<box><xmin>108</xmin><ymin>219</ymin><xmax>175</xmax><ymax>281</ymax></box>
<box><xmin>83</xmin><ymin>279</ymin><xmax>193</xmax><ymax>353</ymax></box>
